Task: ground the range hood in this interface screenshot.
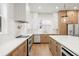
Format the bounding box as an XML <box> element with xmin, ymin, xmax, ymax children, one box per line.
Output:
<box><xmin>15</xmin><ymin>20</ymin><xmax>28</xmax><ymax>23</ymax></box>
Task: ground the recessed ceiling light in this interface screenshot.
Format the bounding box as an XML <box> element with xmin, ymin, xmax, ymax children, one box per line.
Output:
<box><xmin>56</xmin><ymin>6</ymin><xmax>59</xmax><ymax>9</ymax></box>
<box><xmin>74</xmin><ymin>6</ymin><xmax>77</xmax><ymax>9</ymax></box>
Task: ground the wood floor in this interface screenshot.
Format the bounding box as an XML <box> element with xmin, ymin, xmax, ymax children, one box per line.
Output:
<box><xmin>30</xmin><ymin>44</ymin><xmax>52</xmax><ymax>56</ymax></box>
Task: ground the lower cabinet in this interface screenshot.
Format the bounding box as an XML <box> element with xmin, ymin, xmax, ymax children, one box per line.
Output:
<box><xmin>8</xmin><ymin>40</ymin><xmax>27</xmax><ymax>56</ymax></box>
<box><xmin>56</xmin><ymin>42</ymin><xmax>62</xmax><ymax>56</ymax></box>
<box><xmin>40</xmin><ymin>34</ymin><xmax>49</xmax><ymax>43</ymax></box>
<box><xmin>33</xmin><ymin>34</ymin><xmax>49</xmax><ymax>44</ymax></box>
<box><xmin>49</xmin><ymin>37</ymin><xmax>62</xmax><ymax>56</ymax></box>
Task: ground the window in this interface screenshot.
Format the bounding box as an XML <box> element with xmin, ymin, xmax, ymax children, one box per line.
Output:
<box><xmin>0</xmin><ymin>4</ymin><xmax>8</xmax><ymax>34</ymax></box>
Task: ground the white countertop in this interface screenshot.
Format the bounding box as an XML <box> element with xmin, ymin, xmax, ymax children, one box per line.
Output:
<box><xmin>49</xmin><ymin>35</ymin><xmax>79</xmax><ymax>55</ymax></box>
<box><xmin>0</xmin><ymin>34</ymin><xmax>32</xmax><ymax>56</ymax></box>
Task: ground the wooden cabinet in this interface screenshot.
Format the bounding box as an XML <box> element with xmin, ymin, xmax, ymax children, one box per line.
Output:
<box><xmin>11</xmin><ymin>49</ymin><xmax>19</xmax><ymax>56</ymax></box>
<box><xmin>67</xmin><ymin>11</ymin><xmax>78</xmax><ymax>24</ymax></box>
<box><xmin>58</xmin><ymin>11</ymin><xmax>67</xmax><ymax>17</ymax></box>
<box><xmin>40</xmin><ymin>34</ymin><xmax>49</xmax><ymax>44</ymax></box>
<box><xmin>49</xmin><ymin>39</ymin><xmax>57</xmax><ymax>55</ymax></box>
<box><xmin>56</xmin><ymin>42</ymin><xmax>62</xmax><ymax>56</ymax></box>
<box><xmin>58</xmin><ymin>11</ymin><xmax>68</xmax><ymax>35</ymax></box>
<box><xmin>58</xmin><ymin>10</ymin><xmax>78</xmax><ymax>35</ymax></box>
<box><xmin>8</xmin><ymin>40</ymin><xmax>27</xmax><ymax>56</ymax></box>
<box><xmin>49</xmin><ymin>37</ymin><xmax>57</xmax><ymax>56</ymax></box>
<box><xmin>49</xmin><ymin>37</ymin><xmax>62</xmax><ymax>56</ymax></box>
<box><xmin>33</xmin><ymin>34</ymin><xmax>49</xmax><ymax>44</ymax></box>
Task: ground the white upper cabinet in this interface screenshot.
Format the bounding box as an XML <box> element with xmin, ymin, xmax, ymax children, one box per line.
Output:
<box><xmin>14</xmin><ymin>3</ymin><xmax>26</xmax><ymax>21</ymax></box>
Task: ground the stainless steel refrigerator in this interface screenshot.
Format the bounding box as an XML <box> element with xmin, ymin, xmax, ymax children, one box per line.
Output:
<box><xmin>68</xmin><ymin>24</ymin><xmax>79</xmax><ymax>36</ymax></box>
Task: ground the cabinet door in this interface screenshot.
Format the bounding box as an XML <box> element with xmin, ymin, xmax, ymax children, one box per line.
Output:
<box><xmin>51</xmin><ymin>39</ymin><xmax>57</xmax><ymax>56</ymax></box>
<box><xmin>45</xmin><ymin>35</ymin><xmax>49</xmax><ymax>43</ymax></box>
<box><xmin>40</xmin><ymin>34</ymin><xmax>49</xmax><ymax>43</ymax></box>
<box><xmin>49</xmin><ymin>39</ymin><xmax>53</xmax><ymax>52</ymax></box>
<box><xmin>11</xmin><ymin>41</ymin><xmax>27</xmax><ymax>56</ymax></box>
<box><xmin>24</xmin><ymin>41</ymin><xmax>27</xmax><ymax>55</ymax></box>
<box><xmin>49</xmin><ymin>37</ymin><xmax>62</xmax><ymax>56</ymax></box>
<box><xmin>67</xmin><ymin>11</ymin><xmax>78</xmax><ymax>24</ymax></box>
<box><xmin>11</xmin><ymin>49</ymin><xmax>19</xmax><ymax>56</ymax></box>
<box><xmin>56</xmin><ymin>42</ymin><xmax>62</xmax><ymax>56</ymax></box>
<box><xmin>58</xmin><ymin>11</ymin><xmax>67</xmax><ymax>17</ymax></box>
<box><xmin>11</xmin><ymin>44</ymin><xmax>24</xmax><ymax>56</ymax></box>
<box><xmin>58</xmin><ymin>11</ymin><xmax>68</xmax><ymax>35</ymax></box>
<box><xmin>49</xmin><ymin>38</ymin><xmax>57</xmax><ymax>56</ymax></box>
<box><xmin>18</xmin><ymin>42</ymin><xmax>27</xmax><ymax>56</ymax></box>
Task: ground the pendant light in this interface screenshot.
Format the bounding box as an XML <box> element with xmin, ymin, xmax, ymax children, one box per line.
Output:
<box><xmin>61</xmin><ymin>4</ymin><xmax>70</xmax><ymax>23</ymax></box>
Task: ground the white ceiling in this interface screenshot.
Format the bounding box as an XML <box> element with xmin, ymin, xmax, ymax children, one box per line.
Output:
<box><xmin>1</xmin><ymin>3</ymin><xmax>79</xmax><ymax>13</ymax></box>
<box><xmin>29</xmin><ymin>3</ymin><xmax>79</xmax><ymax>13</ymax></box>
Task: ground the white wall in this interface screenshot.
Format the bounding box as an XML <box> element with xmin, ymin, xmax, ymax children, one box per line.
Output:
<box><xmin>0</xmin><ymin>4</ymin><xmax>1</xmax><ymax>15</ymax></box>
<box><xmin>26</xmin><ymin>4</ymin><xmax>33</xmax><ymax>35</ymax></box>
<box><xmin>32</xmin><ymin>13</ymin><xmax>40</xmax><ymax>34</ymax></box>
<box><xmin>31</xmin><ymin>12</ymin><xmax>58</xmax><ymax>34</ymax></box>
<box><xmin>13</xmin><ymin>3</ymin><xmax>27</xmax><ymax>36</ymax></box>
<box><xmin>0</xmin><ymin>4</ymin><xmax>16</xmax><ymax>44</ymax></box>
<box><xmin>39</xmin><ymin>13</ymin><xmax>58</xmax><ymax>34</ymax></box>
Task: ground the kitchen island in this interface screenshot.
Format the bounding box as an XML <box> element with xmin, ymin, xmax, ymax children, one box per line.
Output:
<box><xmin>49</xmin><ymin>35</ymin><xmax>79</xmax><ymax>56</ymax></box>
